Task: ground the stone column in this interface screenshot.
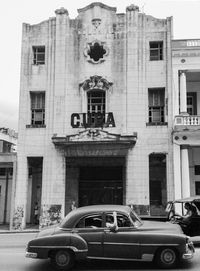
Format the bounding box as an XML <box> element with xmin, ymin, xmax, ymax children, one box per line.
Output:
<box><xmin>125</xmin><ymin>4</ymin><xmax>139</xmax><ymax>134</ymax></box>
<box><xmin>180</xmin><ymin>70</ymin><xmax>187</xmax><ymax>114</ymax></box>
<box><xmin>54</xmin><ymin>7</ymin><xmax>69</xmax><ymax>133</ymax></box>
<box><xmin>181</xmin><ymin>146</ymin><xmax>190</xmax><ymax>198</ymax></box>
<box><xmin>173</xmin><ymin>144</ymin><xmax>182</xmax><ymax>199</ymax></box>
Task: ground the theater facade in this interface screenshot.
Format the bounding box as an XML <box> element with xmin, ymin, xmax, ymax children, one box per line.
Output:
<box><xmin>14</xmin><ymin>3</ymin><xmax>174</xmax><ymax>229</ymax></box>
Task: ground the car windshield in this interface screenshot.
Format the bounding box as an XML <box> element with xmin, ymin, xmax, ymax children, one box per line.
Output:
<box><xmin>129</xmin><ymin>209</ymin><xmax>143</xmax><ymax>227</ymax></box>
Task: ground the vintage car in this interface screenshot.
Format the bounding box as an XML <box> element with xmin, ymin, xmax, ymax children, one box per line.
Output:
<box><xmin>26</xmin><ymin>205</ymin><xmax>194</xmax><ymax>270</ymax></box>
<box><xmin>166</xmin><ymin>196</ymin><xmax>200</xmax><ymax>236</ymax></box>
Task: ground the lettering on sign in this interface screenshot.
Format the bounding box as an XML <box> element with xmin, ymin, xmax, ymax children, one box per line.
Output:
<box><xmin>71</xmin><ymin>112</ymin><xmax>116</xmax><ymax>128</ymax></box>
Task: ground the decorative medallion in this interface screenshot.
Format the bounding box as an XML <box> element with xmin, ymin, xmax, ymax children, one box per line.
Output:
<box><xmin>84</xmin><ymin>40</ymin><xmax>109</xmax><ymax>64</ymax></box>
<box><xmin>92</xmin><ymin>18</ymin><xmax>101</xmax><ymax>29</ymax></box>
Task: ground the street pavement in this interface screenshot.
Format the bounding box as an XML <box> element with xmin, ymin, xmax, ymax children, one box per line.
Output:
<box><xmin>0</xmin><ymin>232</ymin><xmax>200</xmax><ymax>271</ymax></box>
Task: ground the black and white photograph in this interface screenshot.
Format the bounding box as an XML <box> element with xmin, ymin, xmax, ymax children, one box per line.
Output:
<box><xmin>1</xmin><ymin>0</ymin><xmax>200</xmax><ymax>270</ymax></box>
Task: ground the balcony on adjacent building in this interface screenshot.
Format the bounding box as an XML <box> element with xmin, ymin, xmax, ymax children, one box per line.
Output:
<box><xmin>173</xmin><ymin>70</ymin><xmax>200</xmax><ymax>145</ymax></box>
<box><xmin>175</xmin><ymin>115</ymin><xmax>200</xmax><ymax>126</ymax></box>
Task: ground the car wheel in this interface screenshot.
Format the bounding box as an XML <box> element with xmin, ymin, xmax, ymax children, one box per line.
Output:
<box><xmin>155</xmin><ymin>247</ymin><xmax>177</xmax><ymax>269</ymax></box>
<box><xmin>51</xmin><ymin>249</ymin><xmax>74</xmax><ymax>270</ymax></box>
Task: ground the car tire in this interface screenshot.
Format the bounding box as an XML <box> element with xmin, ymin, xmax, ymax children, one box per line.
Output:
<box><xmin>51</xmin><ymin>249</ymin><xmax>74</xmax><ymax>270</ymax></box>
<box><xmin>154</xmin><ymin>247</ymin><xmax>177</xmax><ymax>269</ymax></box>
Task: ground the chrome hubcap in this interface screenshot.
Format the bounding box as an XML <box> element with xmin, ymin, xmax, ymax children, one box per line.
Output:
<box><xmin>162</xmin><ymin>250</ymin><xmax>175</xmax><ymax>263</ymax></box>
<box><xmin>57</xmin><ymin>253</ymin><xmax>69</xmax><ymax>266</ymax></box>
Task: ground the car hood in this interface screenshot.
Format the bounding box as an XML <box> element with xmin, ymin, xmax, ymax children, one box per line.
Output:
<box><xmin>140</xmin><ymin>220</ymin><xmax>183</xmax><ymax>234</ymax></box>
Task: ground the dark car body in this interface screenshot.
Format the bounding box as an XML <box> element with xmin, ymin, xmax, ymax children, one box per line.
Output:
<box><xmin>26</xmin><ymin>205</ymin><xmax>194</xmax><ymax>269</ymax></box>
<box><xmin>166</xmin><ymin>196</ymin><xmax>200</xmax><ymax>236</ymax></box>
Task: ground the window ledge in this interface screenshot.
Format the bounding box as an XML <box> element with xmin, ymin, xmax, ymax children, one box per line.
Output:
<box><xmin>149</xmin><ymin>59</ymin><xmax>163</xmax><ymax>62</ymax></box>
<box><xmin>26</xmin><ymin>124</ymin><xmax>46</xmax><ymax>128</ymax></box>
<box><xmin>146</xmin><ymin>122</ymin><xmax>168</xmax><ymax>126</ymax></box>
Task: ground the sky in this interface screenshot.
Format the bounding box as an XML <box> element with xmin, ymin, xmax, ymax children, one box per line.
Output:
<box><xmin>1</xmin><ymin>0</ymin><xmax>200</xmax><ymax>131</ymax></box>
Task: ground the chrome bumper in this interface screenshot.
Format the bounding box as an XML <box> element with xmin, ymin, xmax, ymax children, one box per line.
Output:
<box><xmin>26</xmin><ymin>251</ymin><xmax>38</xmax><ymax>258</ymax></box>
<box><xmin>182</xmin><ymin>242</ymin><xmax>195</xmax><ymax>260</ymax></box>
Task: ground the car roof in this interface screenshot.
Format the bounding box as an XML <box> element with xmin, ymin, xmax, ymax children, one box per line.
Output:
<box><xmin>172</xmin><ymin>195</ymin><xmax>200</xmax><ymax>203</ymax></box>
<box><xmin>74</xmin><ymin>204</ymin><xmax>131</xmax><ymax>213</ymax></box>
<box><xmin>60</xmin><ymin>205</ymin><xmax>132</xmax><ymax>228</ymax></box>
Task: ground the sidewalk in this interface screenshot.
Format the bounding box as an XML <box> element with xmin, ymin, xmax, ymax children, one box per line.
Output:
<box><xmin>0</xmin><ymin>224</ymin><xmax>39</xmax><ymax>234</ymax></box>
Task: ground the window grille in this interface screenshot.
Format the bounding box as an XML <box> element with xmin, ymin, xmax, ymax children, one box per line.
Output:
<box><xmin>148</xmin><ymin>88</ymin><xmax>165</xmax><ymax>123</ymax></box>
<box><xmin>150</xmin><ymin>41</ymin><xmax>163</xmax><ymax>61</ymax></box>
<box><xmin>87</xmin><ymin>91</ymin><xmax>105</xmax><ymax>127</ymax></box>
<box><xmin>33</xmin><ymin>46</ymin><xmax>45</xmax><ymax>65</ymax></box>
<box><xmin>30</xmin><ymin>92</ymin><xmax>45</xmax><ymax>126</ymax></box>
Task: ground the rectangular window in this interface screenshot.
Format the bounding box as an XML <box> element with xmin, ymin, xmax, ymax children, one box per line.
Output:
<box><xmin>150</xmin><ymin>41</ymin><xmax>163</xmax><ymax>61</ymax></box>
<box><xmin>195</xmin><ymin>165</ymin><xmax>200</xmax><ymax>175</ymax></box>
<box><xmin>187</xmin><ymin>92</ymin><xmax>197</xmax><ymax>115</ymax></box>
<box><xmin>148</xmin><ymin>88</ymin><xmax>165</xmax><ymax>123</ymax></box>
<box><xmin>30</xmin><ymin>92</ymin><xmax>45</xmax><ymax>126</ymax></box>
<box><xmin>195</xmin><ymin>182</ymin><xmax>200</xmax><ymax>195</ymax></box>
<box><xmin>33</xmin><ymin>46</ymin><xmax>45</xmax><ymax>65</ymax></box>
<box><xmin>0</xmin><ymin>168</ymin><xmax>6</xmax><ymax>176</ymax></box>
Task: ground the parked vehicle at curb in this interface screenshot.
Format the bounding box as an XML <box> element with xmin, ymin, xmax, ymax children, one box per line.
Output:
<box><xmin>166</xmin><ymin>196</ymin><xmax>200</xmax><ymax>237</ymax></box>
<box><xmin>26</xmin><ymin>205</ymin><xmax>194</xmax><ymax>270</ymax></box>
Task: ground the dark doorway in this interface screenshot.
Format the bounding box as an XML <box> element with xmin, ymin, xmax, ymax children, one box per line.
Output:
<box><xmin>27</xmin><ymin>157</ymin><xmax>43</xmax><ymax>225</ymax></box>
<box><xmin>79</xmin><ymin>166</ymin><xmax>123</xmax><ymax>206</ymax></box>
<box><xmin>149</xmin><ymin>153</ymin><xmax>167</xmax><ymax>216</ymax></box>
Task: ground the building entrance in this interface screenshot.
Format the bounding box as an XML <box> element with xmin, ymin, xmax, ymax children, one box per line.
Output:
<box><xmin>26</xmin><ymin>157</ymin><xmax>43</xmax><ymax>225</ymax></box>
<box><xmin>79</xmin><ymin>166</ymin><xmax>123</xmax><ymax>206</ymax></box>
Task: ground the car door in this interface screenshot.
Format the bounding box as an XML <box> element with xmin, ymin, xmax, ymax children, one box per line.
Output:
<box><xmin>73</xmin><ymin>213</ymin><xmax>104</xmax><ymax>257</ymax></box>
<box><xmin>103</xmin><ymin>212</ymin><xmax>140</xmax><ymax>259</ymax></box>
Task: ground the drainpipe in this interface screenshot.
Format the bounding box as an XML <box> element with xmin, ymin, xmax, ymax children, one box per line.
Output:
<box><xmin>10</xmin><ymin>159</ymin><xmax>17</xmax><ymax>230</ymax></box>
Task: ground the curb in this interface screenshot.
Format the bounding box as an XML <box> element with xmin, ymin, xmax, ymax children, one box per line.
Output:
<box><xmin>0</xmin><ymin>230</ymin><xmax>39</xmax><ymax>234</ymax></box>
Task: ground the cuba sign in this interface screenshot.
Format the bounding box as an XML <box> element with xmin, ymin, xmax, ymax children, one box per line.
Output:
<box><xmin>71</xmin><ymin>112</ymin><xmax>115</xmax><ymax>128</ymax></box>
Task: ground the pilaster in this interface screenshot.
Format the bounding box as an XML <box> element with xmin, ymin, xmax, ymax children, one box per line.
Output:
<box><xmin>181</xmin><ymin>146</ymin><xmax>190</xmax><ymax>198</ymax></box>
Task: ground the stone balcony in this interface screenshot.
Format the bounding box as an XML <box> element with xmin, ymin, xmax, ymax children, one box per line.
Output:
<box><xmin>175</xmin><ymin>115</ymin><xmax>200</xmax><ymax>126</ymax></box>
<box><xmin>173</xmin><ymin>115</ymin><xmax>200</xmax><ymax>146</ymax></box>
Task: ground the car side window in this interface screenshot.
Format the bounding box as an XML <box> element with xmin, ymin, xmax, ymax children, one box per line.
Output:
<box><xmin>106</xmin><ymin>212</ymin><xmax>131</xmax><ymax>228</ymax></box>
<box><xmin>76</xmin><ymin>214</ymin><xmax>103</xmax><ymax>228</ymax></box>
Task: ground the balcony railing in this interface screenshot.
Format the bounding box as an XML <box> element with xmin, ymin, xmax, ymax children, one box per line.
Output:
<box><xmin>175</xmin><ymin>115</ymin><xmax>200</xmax><ymax>126</ymax></box>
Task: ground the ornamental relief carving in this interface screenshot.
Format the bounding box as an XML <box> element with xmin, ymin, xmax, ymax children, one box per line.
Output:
<box><xmin>80</xmin><ymin>75</ymin><xmax>112</xmax><ymax>91</ymax></box>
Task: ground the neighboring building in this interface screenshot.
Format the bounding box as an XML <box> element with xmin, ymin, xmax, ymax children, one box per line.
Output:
<box><xmin>172</xmin><ymin>39</ymin><xmax>200</xmax><ymax>200</ymax></box>
<box><xmin>15</xmin><ymin>2</ymin><xmax>173</xmax><ymax>229</ymax></box>
<box><xmin>0</xmin><ymin>128</ymin><xmax>17</xmax><ymax>226</ymax></box>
